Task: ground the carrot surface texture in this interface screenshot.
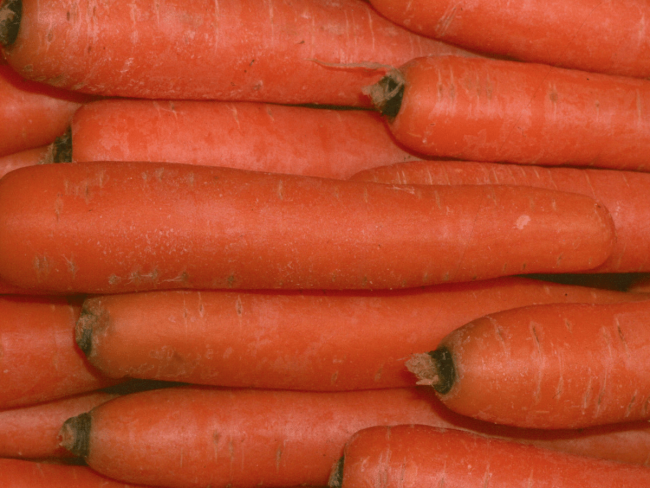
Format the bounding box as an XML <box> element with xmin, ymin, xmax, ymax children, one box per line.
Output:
<box><xmin>365</xmin><ymin>55</ymin><xmax>650</xmax><ymax>171</ymax></box>
<box><xmin>0</xmin><ymin>161</ymin><xmax>616</xmax><ymax>294</ymax></box>
<box><xmin>67</xmin><ymin>99</ymin><xmax>422</xmax><ymax>179</ymax></box>
<box><xmin>351</xmin><ymin>159</ymin><xmax>650</xmax><ymax>273</ymax></box>
<box><xmin>74</xmin><ymin>278</ymin><xmax>644</xmax><ymax>391</ymax></box>
<box><xmin>0</xmin><ymin>0</ymin><xmax>472</xmax><ymax>107</ymax></box>
<box><xmin>0</xmin><ymin>296</ymin><xmax>119</xmax><ymax>410</ymax></box>
<box><xmin>368</xmin><ymin>0</ymin><xmax>650</xmax><ymax>79</ymax></box>
<box><xmin>409</xmin><ymin>300</ymin><xmax>650</xmax><ymax>429</ymax></box>
<box><xmin>332</xmin><ymin>425</ymin><xmax>650</xmax><ymax>488</ymax></box>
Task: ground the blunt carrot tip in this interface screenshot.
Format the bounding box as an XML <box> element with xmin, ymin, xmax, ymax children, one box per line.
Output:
<box><xmin>327</xmin><ymin>456</ymin><xmax>344</xmax><ymax>488</ymax></box>
<box><xmin>75</xmin><ymin>301</ymin><xmax>104</xmax><ymax>357</ymax></box>
<box><xmin>59</xmin><ymin>412</ymin><xmax>92</xmax><ymax>458</ymax></box>
<box><xmin>0</xmin><ymin>0</ymin><xmax>21</xmax><ymax>47</ymax></box>
<box><xmin>53</xmin><ymin>127</ymin><xmax>73</xmax><ymax>163</ymax></box>
<box><xmin>405</xmin><ymin>347</ymin><xmax>456</xmax><ymax>394</ymax></box>
<box><xmin>362</xmin><ymin>69</ymin><xmax>404</xmax><ymax>118</ymax></box>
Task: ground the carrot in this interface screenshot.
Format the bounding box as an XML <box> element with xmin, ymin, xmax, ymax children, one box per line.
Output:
<box><xmin>0</xmin><ymin>390</ymin><xmax>116</xmax><ymax>459</ymax></box>
<box><xmin>0</xmin><ymin>160</ymin><xmax>616</xmax><ymax>294</ymax></box>
<box><xmin>626</xmin><ymin>275</ymin><xmax>650</xmax><ymax>294</ymax></box>
<box><xmin>57</xmin><ymin>386</ymin><xmax>650</xmax><ymax>488</ymax></box>
<box><xmin>75</xmin><ymin>278</ymin><xmax>645</xmax><ymax>391</ymax></box>
<box><xmin>0</xmin><ymin>296</ymin><xmax>120</xmax><ymax>410</ymax></box>
<box><xmin>351</xmin><ymin>159</ymin><xmax>650</xmax><ymax>273</ymax></box>
<box><xmin>365</xmin><ymin>55</ymin><xmax>650</xmax><ymax>171</ymax></box>
<box><xmin>67</xmin><ymin>99</ymin><xmax>423</xmax><ymax>179</ymax></box>
<box><xmin>0</xmin><ymin>0</ymin><xmax>473</xmax><ymax>107</ymax></box>
<box><xmin>0</xmin><ymin>457</ymin><xmax>151</xmax><ymax>487</ymax></box>
<box><xmin>332</xmin><ymin>425</ymin><xmax>650</xmax><ymax>488</ymax></box>
<box><xmin>408</xmin><ymin>299</ymin><xmax>650</xmax><ymax>429</ymax></box>
<box><xmin>367</xmin><ymin>0</ymin><xmax>650</xmax><ymax>79</ymax></box>
<box><xmin>0</xmin><ymin>64</ymin><xmax>88</xmax><ymax>157</ymax></box>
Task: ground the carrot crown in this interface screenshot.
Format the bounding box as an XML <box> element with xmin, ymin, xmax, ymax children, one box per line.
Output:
<box><xmin>362</xmin><ymin>69</ymin><xmax>405</xmax><ymax>119</ymax></box>
<box><xmin>405</xmin><ymin>347</ymin><xmax>456</xmax><ymax>394</ymax></box>
<box><xmin>0</xmin><ymin>0</ymin><xmax>21</xmax><ymax>47</ymax></box>
<box><xmin>59</xmin><ymin>413</ymin><xmax>92</xmax><ymax>458</ymax></box>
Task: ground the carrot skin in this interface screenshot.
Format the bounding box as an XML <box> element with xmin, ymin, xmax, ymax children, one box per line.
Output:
<box><xmin>0</xmin><ymin>145</ymin><xmax>52</xmax><ymax>179</ymax></box>
<box><xmin>0</xmin><ymin>296</ymin><xmax>119</xmax><ymax>409</ymax></box>
<box><xmin>0</xmin><ymin>390</ymin><xmax>116</xmax><ymax>458</ymax></box>
<box><xmin>70</xmin><ymin>100</ymin><xmax>423</xmax><ymax>179</ymax></box>
<box><xmin>368</xmin><ymin>0</ymin><xmax>650</xmax><ymax>78</ymax></box>
<box><xmin>337</xmin><ymin>425</ymin><xmax>650</xmax><ymax>488</ymax></box>
<box><xmin>1</xmin><ymin>0</ymin><xmax>472</xmax><ymax>106</ymax></box>
<box><xmin>0</xmin><ymin>161</ymin><xmax>616</xmax><ymax>294</ymax></box>
<box><xmin>375</xmin><ymin>55</ymin><xmax>650</xmax><ymax>170</ymax></box>
<box><xmin>418</xmin><ymin>300</ymin><xmax>650</xmax><ymax>429</ymax></box>
<box><xmin>76</xmin><ymin>279</ymin><xmax>645</xmax><ymax>391</ymax></box>
<box><xmin>351</xmin><ymin>159</ymin><xmax>650</xmax><ymax>273</ymax></box>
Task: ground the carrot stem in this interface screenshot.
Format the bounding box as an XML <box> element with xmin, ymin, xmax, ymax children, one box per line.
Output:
<box><xmin>0</xmin><ymin>0</ymin><xmax>20</xmax><ymax>47</ymax></box>
<box><xmin>60</xmin><ymin>412</ymin><xmax>91</xmax><ymax>458</ymax></box>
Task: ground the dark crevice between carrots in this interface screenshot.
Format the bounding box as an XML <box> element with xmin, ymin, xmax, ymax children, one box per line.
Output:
<box><xmin>363</xmin><ymin>70</ymin><xmax>405</xmax><ymax>119</ymax></box>
<box><xmin>0</xmin><ymin>0</ymin><xmax>21</xmax><ymax>47</ymax></box>
<box><xmin>60</xmin><ymin>412</ymin><xmax>91</xmax><ymax>458</ymax></box>
<box><xmin>52</xmin><ymin>126</ymin><xmax>73</xmax><ymax>163</ymax></box>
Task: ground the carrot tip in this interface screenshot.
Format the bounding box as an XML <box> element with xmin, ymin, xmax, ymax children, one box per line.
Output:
<box><xmin>0</xmin><ymin>0</ymin><xmax>21</xmax><ymax>47</ymax></box>
<box><xmin>362</xmin><ymin>69</ymin><xmax>405</xmax><ymax>119</ymax></box>
<box><xmin>327</xmin><ymin>456</ymin><xmax>344</xmax><ymax>488</ymax></box>
<box><xmin>406</xmin><ymin>347</ymin><xmax>456</xmax><ymax>395</ymax></box>
<box><xmin>52</xmin><ymin>126</ymin><xmax>73</xmax><ymax>163</ymax></box>
<box><xmin>59</xmin><ymin>412</ymin><xmax>92</xmax><ymax>458</ymax></box>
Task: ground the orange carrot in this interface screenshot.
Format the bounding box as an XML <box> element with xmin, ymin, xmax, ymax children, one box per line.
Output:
<box><xmin>75</xmin><ymin>278</ymin><xmax>645</xmax><ymax>391</ymax></box>
<box><xmin>333</xmin><ymin>425</ymin><xmax>650</xmax><ymax>488</ymax></box>
<box><xmin>0</xmin><ymin>64</ymin><xmax>88</xmax><ymax>157</ymax></box>
<box><xmin>0</xmin><ymin>296</ymin><xmax>119</xmax><ymax>409</ymax></box>
<box><xmin>0</xmin><ymin>390</ymin><xmax>116</xmax><ymax>459</ymax></box>
<box><xmin>408</xmin><ymin>299</ymin><xmax>650</xmax><ymax>429</ymax></box>
<box><xmin>0</xmin><ymin>0</ymin><xmax>472</xmax><ymax>107</ymax></box>
<box><xmin>68</xmin><ymin>99</ymin><xmax>423</xmax><ymax>179</ymax></box>
<box><xmin>1</xmin><ymin>457</ymin><xmax>151</xmax><ymax>487</ymax></box>
<box><xmin>627</xmin><ymin>275</ymin><xmax>650</xmax><ymax>294</ymax></box>
<box><xmin>351</xmin><ymin>159</ymin><xmax>650</xmax><ymax>273</ymax></box>
<box><xmin>0</xmin><ymin>161</ymin><xmax>616</xmax><ymax>294</ymax></box>
<box><xmin>57</xmin><ymin>386</ymin><xmax>650</xmax><ymax>488</ymax></box>
<box><xmin>0</xmin><ymin>146</ymin><xmax>50</xmax><ymax>179</ymax></box>
<box><xmin>365</xmin><ymin>55</ymin><xmax>650</xmax><ymax>171</ymax></box>
<box><xmin>367</xmin><ymin>0</ymin><xmax>650</xmax><ymax>78</ymax></box>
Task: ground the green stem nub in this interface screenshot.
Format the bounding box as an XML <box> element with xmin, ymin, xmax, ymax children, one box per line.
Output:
<box><xmin>428</xmin><ymin>346</ymin><xmax>456</xmax><ymax>395</ymax></box>
<box><xmin>0</xmin><ymin>0</ymin><xmax>21</xmax><ymax>47</ymax></box>
<box><xmin>60</xmin><ymin>413</ymin><xmax>92</xmax><ymax>458</ymax></box>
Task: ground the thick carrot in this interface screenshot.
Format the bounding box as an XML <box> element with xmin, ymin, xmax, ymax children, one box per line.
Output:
<box><xmin>408</xmin><ymin>299</ymin><xmax>650</xmax><ymax>429</ymax></box>
<box><xmin>365</xmin><ymin>55</ymin><xmax>650</xmax><ymax>171</ymax></box>
<box><xmin>0</xmin><ymin>390</ymin><xmax>116</xmax><ymax>458</ymax></box>
<box><xmin>57</xmin><ymin>386</ymin><xmax>650</xmax><ymax>488</ymax></box>
<box><xmin>68</xmin><ymin>99</ymin><xmax>423</xmax><ymax>179</ymax></box>
<box><xmin>368</xmin><ymin>0</ymin><xmax>650</xmax><ymax>79</ymax></box>
<box><xmin>351</xmin><ymin>159</ymin><xmax>650</xmax><ymax>273</ymax></box>
<box><xmin>0</xmin><ymin>296</ymin><xmax>119</xmax><ymax>410</ymax></box>
<box><xmin>0</xmin><ymin>161</ymin><xmax>616</xmax><ymax>294</ymax></box>
<box><xmin>75</xmin><ymin>278</ymin><xmax>645</xmax><ymax>391</ymax></box>
<box><xmin>0</xmin><ymin>65</ymin><xmax>88</xmax><ymax>157</ymax></box>
<box><xmin>1</xmin><ymin>457</ymin><xmax>151</xmax><ymax>487</ymax></box>
<box><xmin>0</xmin><ymin>0</ymin><xmax>472</xmax><ymax>107</ymax></box>
<box><xmin>333</xmin><ymin>425</ymin><xmax>650</xmax><ymax>488</ymax></box>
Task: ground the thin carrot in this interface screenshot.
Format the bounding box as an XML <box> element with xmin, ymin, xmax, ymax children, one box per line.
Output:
<box><xmin>351</xmin><ymin>159</ymin><xmax>650</xmax><ymax>273</ymax></box>
<box><xmin>365</xmin><ymin>55</ymin><xmax>650</xmax><ymax>171</ymax></box>
<box><xmin>0</xmin><ymin>296</ymin><xmax>119</xmax><ymax>410</ymax></box>
<box><xmin>0</xmin><ymin>0</ymin><xmax>473</xmax><ymax>107</ymax></box>
<box><xmin>368</xmin><ymin>0</ymin><xmax>650</xmax><ymax>78</ymax></box>
<box><xmin>75</xmin><ymin>278</ymin><xmax>645</xmax><ymax>391</ymax></box>
<box><xmin>0</xmin><ymin>161</ymin><xmax>616</xmax><ymax>294</ymax></box>
<box><xmin>1</xmin><ymin>457</ymin><xmax>151</xmax><ymax>487</ymax></box>
<box><xmin>0</xmin><ymin>390</ymin><xmax>116</xmax><ymax>459</ymax></box>
<box><xmin>626</xmin><ymin>275</ymin><xmax>650</xmax><ymax>294</ymax></box>
<box><xmin>332</xmin><ymin>425</ymin><xmax>650</xmax><ymax>488</ymax></box>
<box><xmin>408</xmin><ymin>299</ymin><xmax>650</xmax><ymax>429</ymax></box>
<box><xmin>0</xmin><ymin>65</ymin><xmax>88</xmax><ymax>157</ymax></box>
<box><xmin>68</xmin><ymin>99</ymin><xmax>423</xmax><ymax>179</ymax></box>
<box><xmin>0</xmin><ymin>146</ymin><xmax>50</xmax><ymax>179</ymax></box>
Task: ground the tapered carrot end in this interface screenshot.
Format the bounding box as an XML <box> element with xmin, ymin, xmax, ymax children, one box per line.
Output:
<box><xmin>59</xmin><ymin>412</ymin><xmax>92</xmax><ymax>458</ymax></box>
<box><xmin>362</xmin><ymin>69</ymin><xmax>405</xmax><ymax>119</ymax></box>
<box><xmin>0</xmin><ymin>0</ymin><xmax>21</xmax><ymax>47</ymax></box>
<box><xmin>327</xmin><ymin>456</ymin><xmax>344</xmax><ymax>488</ymax></box>
<box><xmin>76</xmin><ymin>298</ymin><xmax>108</xmax><ymax>358</ymax></box>
<box><xmin>406</xmin><ymin>347</ymin><xmax>456</xmax><ymax>395</ymax></box>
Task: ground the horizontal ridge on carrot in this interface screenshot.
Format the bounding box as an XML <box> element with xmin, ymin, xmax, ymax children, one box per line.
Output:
<box><xmin>75</xmin><ymin>279</ymin><xmax>644</xmax><ymax>391</ymax></box>
<box><xmin>409</xmin><ymin>300</ymin><xmax>650</xmax><ymax>429</ymax></box>
<box><xmin>351</xmin><ymin>159</ymin><xmax>650</xmax><ymax>273</ymax></box>
<box><xmin>366</xmin><ymin>55</ymin><xmax>650</xmax><ymax>170</ymax></box>
<box><xmin>68</xmin><ymin>99</ymin><xmax>423</xmax><ymax>178</ymax></box>
<box><xmin>0</xmin><ymin>0</ymin><xmax>472</xmax><ymax>106</ymax></box>
<box><xmin>0</xmin><ymin>161</ymin><xmax>616</xmax><ymax>293</ymax></box>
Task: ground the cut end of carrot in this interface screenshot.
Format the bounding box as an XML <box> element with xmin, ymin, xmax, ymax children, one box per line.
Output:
<box><xmin>76</xmin><ymin>298</ymin><xmax>108</xmax><ymax>358</ymax></box>
<box><xmin>327</xmin><ymin>456</ymin><xmax>344</xmax><ymax>488</ymax></box>
<box><xmin>52</xmin><ymin>126</ymin><xmax>73</xmax><ymax>163</ymax></box>
<box><xmin>362</xmin><ymin>69</ymin><xmax>404</xmax><ymax>119</ymax></box>
<box><xmin>406</xmin><ymin>348</ymin><xmax>456</xmax><ymax>395</ymax></box>
<box><xmin>59</xmin><ymin>412</ymin><xmax>92</xmax><ymax>458</ymax></box>
<box><xmin>0</xmin><ymin>0</ymin><xmax>21</xmax><ymax>48</ymax></box>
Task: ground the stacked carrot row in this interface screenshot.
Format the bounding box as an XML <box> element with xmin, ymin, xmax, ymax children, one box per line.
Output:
<box><xmin>2</xmin><ymin>0</ymin><xmax>650</xmax><ymax>486</ymax></box>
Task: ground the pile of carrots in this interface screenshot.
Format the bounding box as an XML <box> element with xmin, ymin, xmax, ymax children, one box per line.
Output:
<box><xmin>2</xmin><ymin>0</ymin><xmax>650</xmax><ymax>486</ymax></box>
